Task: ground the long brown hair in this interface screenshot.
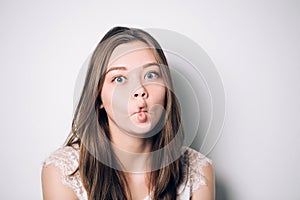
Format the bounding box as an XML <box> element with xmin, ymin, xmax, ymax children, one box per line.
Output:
<box><xmin>65</xmin><ymin>26</ymin><xmax>185</xmax><ymax>200</ymax></box>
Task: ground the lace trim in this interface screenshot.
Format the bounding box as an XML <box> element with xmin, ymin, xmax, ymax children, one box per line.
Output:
<box><xmin>43</xmin><ymin>146</ymin><xmax>212</xmax><ymax>199</ymax></box>
<box><xmin>183</xmin><ymin>147</ymin><xmax>212</xmax><ymax>194</ymax></box>
<box><xmin>43</xmin><ymin>146</ymin><xmax>87</xmax><ymax>200</ymax></box>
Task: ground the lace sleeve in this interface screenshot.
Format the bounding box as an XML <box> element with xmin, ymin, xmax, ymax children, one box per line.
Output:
<box><xmin>186</xmin><ymin>148</ymin><xmax>213</xmax><ymax>193</ymax></box>
<box><xmin>43</xmin><ymin>146</ymin><xmax>87</xmax><ymax>200</ymax></box>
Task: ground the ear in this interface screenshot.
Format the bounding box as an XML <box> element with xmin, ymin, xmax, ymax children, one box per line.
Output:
<box><xmin>100</xmin><ymin>104</ymin><xmax>104</xmax><ymax>109</ymax></box>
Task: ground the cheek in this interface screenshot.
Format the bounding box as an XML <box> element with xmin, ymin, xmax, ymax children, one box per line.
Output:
<box><xmin>148</xmin><ymin>85</ymin><xmax>166</xmax><ymax>104</ymax></box>
<box><xmin>100</xmin><ymin>82</ymin><xmax>117</xmax><ymax>113</ymax></box>
<box><xmin>100</xmin><ymin>86</ymin><xmax>112</xmax><ymax>111</ymax></box>
<box><xmin>101</xmin><ymin>83</ymin><xmax>131</xmax><ymax>116</ymax></box>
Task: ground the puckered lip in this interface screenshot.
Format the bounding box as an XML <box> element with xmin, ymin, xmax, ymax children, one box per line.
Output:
<box><xmin>130</xmin><ymin>109</ymin><xmax>148</xmax><ymax>116</ymax></box>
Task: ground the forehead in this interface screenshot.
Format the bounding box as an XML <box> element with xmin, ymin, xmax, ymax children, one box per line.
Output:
<box><xmin>107</xmin><ymin>41</ymin><xmax>157</xmax><ymax>70</ymax></box>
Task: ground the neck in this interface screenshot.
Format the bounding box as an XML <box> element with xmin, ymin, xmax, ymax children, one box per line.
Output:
<box><xmin>110</xmin><ymin>127</ymin><xmax>153</xmax><ymax>173</ymax></box>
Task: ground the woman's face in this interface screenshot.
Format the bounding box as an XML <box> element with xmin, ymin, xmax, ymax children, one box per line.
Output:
<box><xmin>101</xmin><ymin>41</ymin><xmax>166</xmax><ymax>137</ymax></box>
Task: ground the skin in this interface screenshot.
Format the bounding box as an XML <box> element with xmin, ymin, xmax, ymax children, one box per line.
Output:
<box><xmin>101</xmin><ymin>41</ymin><xmax>166</xmax><ymax>154</ymax></box>
<box><xmin>41</xmin><ymin>41</ymin><xmax>215</xmax><ymax>200</ymax></box>
<box><xmin>192</xmin><ymin>163</ymin><xmax>215</xmax><ymax>200</ymax></box>
<box><xmin>101</xmin><ymin>41</ymin><xmax>166</xmax><ymax>199</ymax></box>
<box><xmin>42</xmin><ymin>165</ymin><xmax>78</xmax><ymax>200</ymax></box>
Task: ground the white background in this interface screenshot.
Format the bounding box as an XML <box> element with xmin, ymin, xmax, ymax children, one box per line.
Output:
<box><xmin>1</xmin><ymin>0</ymin><xmax>299</xmax><ymax>199</ymax></box>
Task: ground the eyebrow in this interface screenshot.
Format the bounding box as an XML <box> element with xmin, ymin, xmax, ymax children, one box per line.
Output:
<box><xmin>105</xmin><ymin>62</ymin><xmax>160</xmax><ymax>74</ymax></box>
<box><xmin>105</xmin><ymin>66</ymin><xmax>127</xmax><ymax>74</ymax></box>
<box><xmin>143</xmin><ymin>62</ymin><xmax>160</xmax><ymax>68</ymax></box>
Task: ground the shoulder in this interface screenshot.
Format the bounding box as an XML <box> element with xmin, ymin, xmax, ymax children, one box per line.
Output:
<box><xmin>182</xmin><ymin>147</ymin><xmax>213</xmax><ymax>168</ymax></box>
<box><xmin>43</xmin><ymin>146</ymin><xmax>79</xmax><ymax>174</ymax></box>
<box><xmin>42</xmin><ymin>146</ymin><xmax>81</xmax><ymax>200</ymax></box>
<box><xmin>181</xmin><ymin>147</ymin><xmax>215</xmax><ymax>199</ymax></box>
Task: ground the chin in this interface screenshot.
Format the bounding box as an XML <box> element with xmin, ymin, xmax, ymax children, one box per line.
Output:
<box><xmin>124</xmin><ymin>122</ymin><xmax>161</xmax><ymax>138</ymax></box>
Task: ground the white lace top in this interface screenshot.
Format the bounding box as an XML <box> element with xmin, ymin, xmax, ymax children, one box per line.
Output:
<box><xmin>43</xmin><ymin>146</ymin><xmax>212</xmax><ymax>200</ymax></box>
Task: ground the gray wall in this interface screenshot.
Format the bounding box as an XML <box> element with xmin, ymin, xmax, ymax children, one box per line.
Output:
<box><xmin>0</xmin><ymin>0</ymin><xmax>299</xmax><ymax>199</ymax></box>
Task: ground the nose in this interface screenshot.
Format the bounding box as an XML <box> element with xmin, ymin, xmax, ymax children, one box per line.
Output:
<box><xmin>133</xmin><ymin>87</ymin><xmax>148</xmax><ymax>99</ymax></box>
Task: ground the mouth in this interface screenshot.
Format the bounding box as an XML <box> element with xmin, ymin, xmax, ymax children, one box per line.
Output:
<box><xmin>131</xmin><ymin>109</ymin><xmax>148</xmax><ymax>116</ymax></box>
<box><xmin>131</xmin><ymin>110</ymin><xmax>148</xmax><ymax>123</ymax></box>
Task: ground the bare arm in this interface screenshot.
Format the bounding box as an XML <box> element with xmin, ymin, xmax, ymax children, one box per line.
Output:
<box><xmin>41</xmin><ymin>164</ymin><xmax>78</xmax><ymax>200</ymax></box>
<box><xmin>191</xmin><ymin>162</ymin><xmax>215</xmax><ymax>200</ymax></box>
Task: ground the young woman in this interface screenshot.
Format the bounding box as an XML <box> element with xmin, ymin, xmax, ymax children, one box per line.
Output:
<box><xmin>42</xmin><ymin>26</ymin><xmax>214</xmax><ymax>200</ymax></box>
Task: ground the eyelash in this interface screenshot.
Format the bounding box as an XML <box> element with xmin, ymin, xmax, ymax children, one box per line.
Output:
<box><xmin>112</xmin><ymin>76</ymin><xmax>127</xmax><ymax>83</ymax></box>
<box><xmin>145</xmin><ymin>71</ymin><xmax>160</xmax><ymax>80</ymax></box>
<box><xmin>111</xmin><ymin>71</ymin><xmax>161</xmax><ymax>84</ymax></box>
